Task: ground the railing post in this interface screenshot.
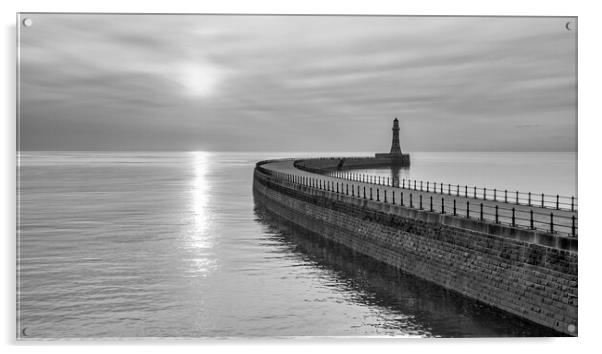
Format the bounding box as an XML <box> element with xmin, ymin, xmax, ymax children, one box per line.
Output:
<box><xmin>572</xmin><ymin>215</ymin><xmax>576</xmax><ymax>237</ymax></box>
<box><xmin>363</xmin><ymin>186</ymin><xmax>366</xmax><ymax>199</ymax></box>
<box><xmin>346</xmin><ymin>184</ymin><xmax>349</xmax><ymax>195</ymax></box>
<box><xmin>448</xmin><ymin>183</ymin><xmax>451</xmax><ymax>195</ymax></box>
<box><xmin>465</xmin><ymin>185</ymin><xmax>468</xmax><ymax>197</ymax></box>
<box><xmin>384</xmin><ymin>190</ymin><xmax>387</xmax><ymax>203</ymax></box>
<box><xmin>441</xmin><ymin>183</ymin><xmax>443</xmax><ymax>194</ymax></box>
<box><xmin>474</xmin><ymin>186</ymin><xmax>477</xmax><ymax>198</ymax></box>
<box><xmin>528</xmin><ymin>192</ymin><xmax>531</xmax><ymax>206</ymax></box>
<box><xmin>457</xmin><ymin>184</ymin><xmax>459</xmax><ymax>196</ymax></box>
<box><xmin>512</xmin><ymin>208</ymin><xmax>516</xmax><ymax>227</ymax></box>
<box><xmin>516</xmin><ymin>191</ymin><xmax>519</xmax><ymax>204</ymax></box>
<box><xmin>402</xmin><ymin>179</ymin><xmax>405</xmax><ymax>188</ymax></box>
<box><xmin>530</xmin><ymin>210</ymin><xmax>534</xmax><ymax>229</ymax></box>
<box><xmin>556</xmin><ymin>195</ymin><xmax>559</xmax><ymax>210</ymax></box>
<box><xmin>550</xmin><ymin>213</ymin><xmax>554</xmax><ymax>233</ymax></box>
<box><xmin>441</xmin><ymin>198</ymin><xmax>445</xmax><ymax>214</ymax></box>
<box><xmin>421</xmin><ymin>181</ymin><xmax>423</xmax><ymax>191</ymax></box>
<box><xmin>453</xmin><ymin>199</ymin><xmax>457</xmax><ymax>215</ymax></box>
<box><xmin>410</xmin><ymin>193</ymin><xmax>413</xmax><ymax>208</ymax></box>
<box><xmin>571</xmin><ymin>196</ymin><xmax>574</xmax><ymax>211</ymax></box>
<box><xmin>352</xmin><ymin>184</ymin><xmax>355</xmax><ymax>196</ymax></box>
<box><xmin>420</xmin><ymin>195</ymin><xmax>423</xmax><ymax>210</ymax></box>
<box><xmin>541</xmin><ymin>193</ymin><xmax>544</xmax><ymax>208</ymax></box>
<box><xmin>427</xmin><ymin>181</ymin><xmax>429</xmax><ymax>192</ymax></box>
<box><xmin>400</xmin><ymin>192</ymin><xmax>404</xmax><ymax>206</ymax></box>
<box><xmin>480</xmin><ymin>203</ymin><xmax>483</xmax><ymax>220</ymax></box>
<box><xmin>430</xmin><ymin>196</ymin><xmax>433</xmax><ymax>212</ymax></box>
<box><xmin>466</xmin><ymin>201</ymin><xmax>470</xmax><ymax>218</ymax></box>
<box><xmin>494</xmin><ymin>189</ymin><xmax>497</xmax><ymax>201</ymax></box>
<box><xmin>370</xmin><ymin>188</ymin><xmax>373</xmax><ymax>200</ymax></box>
<box><xmin>392</xmin><ymin>191</ymin><xmax>395</xmax><ymax>204</ymax></box>
<box><xmin>495</xmin><ymin>205</ymin><xmax>499</xmax><ymax>224</ymax></box>
<box><xmin>414</xmin><ymin>180</ymin><xmax>417</xmax><ymax>190</ymax></box>
<box><xmin>376</xmin><ymin>189</ymin><xmax>380</xmax><ymax>201</ymax></box>
<box><xmin>484</xmin><ymin>188</ymin><xmax>487</xmax><ymax>200</ymax></box>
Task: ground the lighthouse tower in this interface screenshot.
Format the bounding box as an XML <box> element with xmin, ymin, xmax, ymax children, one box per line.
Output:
<box><xmin>374</xmin><ymin>117</ymin><xmax>410</xmax><ymax>166</ymax></box>
<box><xmin>389</xmin><ymin>118</ymin><xmax>403</xmax><ymax>156</ymax></box>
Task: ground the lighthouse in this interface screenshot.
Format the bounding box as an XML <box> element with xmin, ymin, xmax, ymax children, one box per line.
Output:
<box><xmin>389</xmin><ymin>118</ymin><xmax>403</xmax><ymax>156</ymax></box>
<box><xmin>374</xmin><ymin>118</ymin><xmax>410</xmax><ymax>166</ymax></box>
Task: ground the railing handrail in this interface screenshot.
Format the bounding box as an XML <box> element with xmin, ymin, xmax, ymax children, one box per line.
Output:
<box><xmin>292</xmin><ymin>158</ymin><xmax>577</xmax><ymax>211</ymax></box>
<box><xmin>255</xmin><ymin>165</ymin><xmax>578</xmax><ymax>237</ymax></box>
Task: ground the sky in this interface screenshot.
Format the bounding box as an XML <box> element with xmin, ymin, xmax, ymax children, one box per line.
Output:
<box><xmin>18</xmin><ymin>14</ymin><xmax>577</xmax><ymax>152</ymax></box>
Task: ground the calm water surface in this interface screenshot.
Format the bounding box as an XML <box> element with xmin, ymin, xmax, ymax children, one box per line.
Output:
<box><xmin>17</xmin><ymin>152</ymin><xmax>569</xmax><ymax>338</ymax></box>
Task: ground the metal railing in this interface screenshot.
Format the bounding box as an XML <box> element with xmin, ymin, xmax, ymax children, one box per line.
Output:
<box><xmin>293</xmin><ymin>164</ymin><xmax>577</xmax><ymax>212</ymax></box>
<box><xmin>256</xmin><ymin>166</ymin><xmax>578</xmax><ymax>238</ymax></box>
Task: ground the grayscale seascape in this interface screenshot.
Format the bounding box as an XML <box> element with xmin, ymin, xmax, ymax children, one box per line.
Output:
<box><xmin>17</xmin><ymin>14</ymin><xmax>577</xmax><ymax>339</ymax></box>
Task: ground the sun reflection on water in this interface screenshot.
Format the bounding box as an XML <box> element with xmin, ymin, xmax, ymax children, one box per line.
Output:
<box><xmin>185</xmin><ymin>151</ymin><xmax>217</xmax><ymax>276</ymax></box>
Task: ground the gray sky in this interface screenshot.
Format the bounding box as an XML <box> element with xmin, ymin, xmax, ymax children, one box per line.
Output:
<box><xmin>18</xmin><ymin>14</ymin><xmax>577</xmax><ymax>152</ymax></box>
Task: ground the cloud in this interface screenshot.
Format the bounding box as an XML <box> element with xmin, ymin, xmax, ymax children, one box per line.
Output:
<box><xmin>18</xmin><ymin>15</ymin><xmax>576</xmax><ymax>151</ymax></box>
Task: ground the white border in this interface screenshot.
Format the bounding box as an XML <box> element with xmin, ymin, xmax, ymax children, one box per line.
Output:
<box><xmin>3</xmin><ymin>0</ymin><xmax>600</xmax><ymax>353</ymax></box>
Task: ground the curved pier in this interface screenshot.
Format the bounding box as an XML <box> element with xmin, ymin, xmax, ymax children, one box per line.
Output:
<box><xmin>253</xmin><ymin>157</ymin><xmax>578</xmax><ymax>336</ymax></box>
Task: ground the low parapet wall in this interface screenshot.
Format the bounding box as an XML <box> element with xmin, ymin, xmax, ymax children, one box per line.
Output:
<box><xmin>253</xmin><ymin>161</ymin><xmax>578</xmax><ymax>336</ymax></box>
<box><xmin>294</xmin><ymin>156</ymin><xmax>409</xmax><ymax>174</ymax></box>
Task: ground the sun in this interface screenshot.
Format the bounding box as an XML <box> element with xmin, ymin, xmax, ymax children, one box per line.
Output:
<box><xmin>176</xmin><ymin>61</ymin><xmax>225</xmax><ymax>98</ymax></box>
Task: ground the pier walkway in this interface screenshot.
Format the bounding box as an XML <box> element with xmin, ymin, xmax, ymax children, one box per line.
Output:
<box><xmin>260</xmin><ymin>159</ymin><xmax>578</xmax><ymax>238</ymax></box>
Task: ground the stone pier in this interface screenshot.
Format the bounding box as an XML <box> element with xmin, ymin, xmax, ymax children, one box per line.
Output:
<box><xmin>253</xmin><ymin>158</ymin><xmax>578</xmax><ymax>336</ymax></box>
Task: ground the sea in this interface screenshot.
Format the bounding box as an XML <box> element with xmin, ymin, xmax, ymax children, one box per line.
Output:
<box><xmin>17</xmin><ymin>151</ymin><xmax>576</xmax><ymax>338</ymax></box>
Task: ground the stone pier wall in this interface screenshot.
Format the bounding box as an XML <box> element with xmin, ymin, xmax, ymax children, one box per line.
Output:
<box><xmin>253</xmin><ymin>166</ymin><xmax>578</xmax><ymax>336</ymax></box>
